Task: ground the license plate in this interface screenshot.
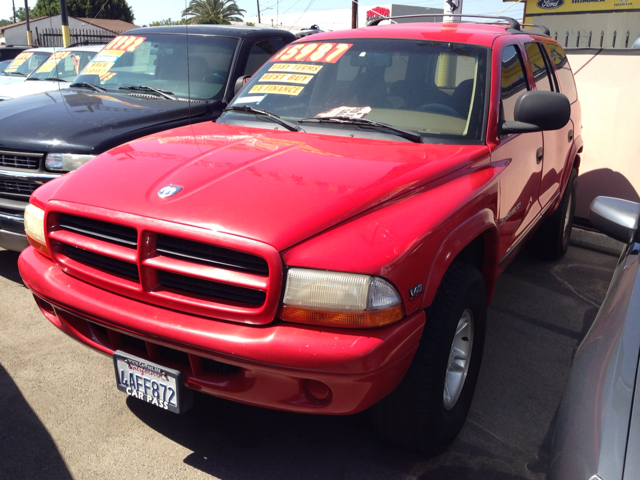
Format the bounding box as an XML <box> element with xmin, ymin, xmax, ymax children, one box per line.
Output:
<box><xmin>113</xmin><ymin>350</ymin><xmax>192</xmax><ymax>414</ymax></box>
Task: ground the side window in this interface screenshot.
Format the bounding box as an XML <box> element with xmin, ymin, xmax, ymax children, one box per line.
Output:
<box><xmin>525</xmin><ymin>42</ymin><xmax>553</xmax><ymax>92</ymax></box>
<box><xmin>501</xmin><ymin>45</ymin><xmax>528</xmax><ymax>123</ymax></box>
<box><xmin>545</xmin><ymin>43</ymin><xmax>577</xmax><ymax>104</ymax></box>
<box><xmin>243</xmin><ymin>39</ymin><xmax>288</xmax><ymax>76</ymax></box>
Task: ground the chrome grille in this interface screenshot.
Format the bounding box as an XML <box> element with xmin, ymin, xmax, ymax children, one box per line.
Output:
<box><xmin>0</xmin><ymin>180</ymin><xmax>38</xmax><ymax>196</ymax></box>
<box><xmin>0</xmin><ymin>150</ymin><xmax>43</xmax><ymax>169</ymax></box>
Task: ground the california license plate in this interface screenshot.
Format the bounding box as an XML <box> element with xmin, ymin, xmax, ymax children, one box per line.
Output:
<box><xmin>113</xmin><ymin>350</ymin><xmax>192</xmax><ymax>414</ymax></box>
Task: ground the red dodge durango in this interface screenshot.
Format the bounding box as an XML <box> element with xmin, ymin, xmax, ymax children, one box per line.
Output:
<box><xmin>18</xmin><ymin>16</ymin><xmax>582</xmax><ymax>454</ymax></box>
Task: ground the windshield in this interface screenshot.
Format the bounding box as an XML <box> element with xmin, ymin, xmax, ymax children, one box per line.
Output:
<box><xmin>29</xmin><ymin>49</ymin><xmax>98</xmax><ymax>82</ymax></box>
<box><xmin>2</xmin><ymin>51</ymin><xmax>51</xmax><ymax>76</ymax></box>
<box><xmin>222</xmin><ymin>39</ymin><xmax>487</xmax><ymax>143</ymax></box>
<box><xmin>73</xmin><ymin>34</ymin><xmax>239</xmax><ymax>100</ymax></box>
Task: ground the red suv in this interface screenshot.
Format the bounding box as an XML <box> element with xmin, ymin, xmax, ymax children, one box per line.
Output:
<box><xmin>18</xmin><ymin>17</ymin><xmax>582</xmax><ymax>454</ymax></box>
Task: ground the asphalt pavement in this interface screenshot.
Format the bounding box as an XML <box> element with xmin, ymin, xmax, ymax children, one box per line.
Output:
<box><xmin>0</xmin><ymin>233</ymin><xmax>619</xmax><ymax>480</ymax></box>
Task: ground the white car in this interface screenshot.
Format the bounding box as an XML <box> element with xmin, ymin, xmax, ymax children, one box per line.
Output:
<box><xmin>0</xmin><ymin>45</ymin><xmax>104</xmax><ymax>100</ymax></box>
<box><xmin>0</xmin><ymin>47</ymin><xmax>56</xmax><ymax>86</ymax></box>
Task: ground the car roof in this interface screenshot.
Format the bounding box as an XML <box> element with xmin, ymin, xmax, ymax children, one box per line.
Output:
<box><xmin>63</xmin><ymin>45</ymin><xmax>105</xmax><ymax>53</ymax></box>
<box><xmin>26</xmin><ymin>47</ymin><xmax>58</xmax><ymax>53</ymax></box>
<box><xmin>127</xmin><ymin>25</ymin><xmax>294</xmax><ymax>39</ymax></box>
<box><xmin>297</xmin><ymin>22</ymin><xmax>545</xmax><ymax>48</ymax></box>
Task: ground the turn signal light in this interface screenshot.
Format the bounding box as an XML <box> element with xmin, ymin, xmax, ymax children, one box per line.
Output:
<box><xmin>280</xmin><ymin>304</ymin><xmax>404</xmax><ymax>329</ymax></box>
<box><xmin>24</xmin><ymin>203</ymin><xmax>51</xmax><ymax>259</ymax></box>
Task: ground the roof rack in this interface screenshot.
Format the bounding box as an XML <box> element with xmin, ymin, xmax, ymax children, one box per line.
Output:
<box><xmin>520</xmin><ymin>23</ymin><xmax>551</xmax><ymax>36</ymax></box>
<box><xmin>366</xmin><ymin>14</ymin><xmax>521</xmax><ymax>32</ymax></box>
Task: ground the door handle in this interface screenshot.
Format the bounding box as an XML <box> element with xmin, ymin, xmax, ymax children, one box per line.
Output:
<box><xmin>568</xmin><ymin>129</ymin><xmax>574</xmax><ymax>142</ymax></box>
<box><xmin>536</xmin><ymin>147</ymin><xmax>543</xmax><ymax>164</ymax></box>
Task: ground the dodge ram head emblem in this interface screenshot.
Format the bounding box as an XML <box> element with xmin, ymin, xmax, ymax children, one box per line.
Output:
<box><xmin>157</xmin><ymin>185</ymin><xmax>183</xmax><ymax>198</ymax></box>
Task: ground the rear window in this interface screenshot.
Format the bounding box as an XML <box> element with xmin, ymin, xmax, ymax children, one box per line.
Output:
<box><xmin>545</xmin><ymin>43</ymin><xmax>577</xmax><ymax>104</ymax></box>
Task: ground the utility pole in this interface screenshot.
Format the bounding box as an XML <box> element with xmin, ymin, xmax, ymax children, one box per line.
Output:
<box><xmin>60</xmin><ymin>0</ymin><xmax>70</xmax><ymax>47</ymax></box>
<box><xmin>444</xmin><ymin>0</ymin><xmax>463</xmax><ymax>23</ymax></box>
<box><xmin>351</xmin><ymin>0</ymin><xmax>357</xmax><ymax>29</ymax></box>
<box><xmin>25</xmin><ymin>0</ymin><xmax>32</xmax><ymax>45</ymax></box>
<box><xmin>257</xmin><ymin>0</ymin><xmax>261</xmax><ymax>24</ymax></box>
<box><xmin>12</xmin><ymin>0</ymin><xmax>16</xmax><ymax>24</ymax></box>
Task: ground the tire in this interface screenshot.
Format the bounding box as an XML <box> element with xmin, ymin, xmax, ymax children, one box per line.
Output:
<box><xmin>527</xmin><ymin>169</ymin><xmax>578</xmax><ymax>261</ymax></box>
<box><xmin>370</xmin><ymin>262</ymin><xmax>487</xmax><ymax>455</ymax></box>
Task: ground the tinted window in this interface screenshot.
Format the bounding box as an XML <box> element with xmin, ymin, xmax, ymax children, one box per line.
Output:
<box><xmin>546</xmin><ymin>43</ymin><xmax>577</xmax><ymax>103</ymax></box>
<box><xmin>525</xmin><ymin>42</ymin><xmax>553</xmax><ymax>92</ymax></box>
<box><xmin>75</xmin><ymin>34</ymin><xmax>239</xmax><ymax>101</ymax></box>
<box><xmin>243</xmin><ymin>39</ymin><xmax>288</xmax><ymax>76</ymax></box>
<box><xmin>501</xmin><ymin>45</ymin><xmax>528</xmax><ymax>123</ymax></box>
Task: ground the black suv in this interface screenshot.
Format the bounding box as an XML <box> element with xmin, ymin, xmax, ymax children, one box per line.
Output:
<box><xmin>0</xmin><ymin>26</ymin><xmax>294</xmax><ymax>251</ymax></box>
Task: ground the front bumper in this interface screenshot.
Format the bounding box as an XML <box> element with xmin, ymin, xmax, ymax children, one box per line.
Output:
<box><xmin>0</xmin><ymin>210</ymin><xmax>28</xmax><ymax>251</ymax></box>
<box><xmin>19</xmin><ymin>246</ymin><xmax>426</xmax><ymax>414</ymax></box>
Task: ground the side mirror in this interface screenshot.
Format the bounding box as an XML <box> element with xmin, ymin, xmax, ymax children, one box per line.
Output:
<box><xmin>589</xmin><ymin>196</ymin><xmax>640</xmax><ymax>244</ymax></box>
<box><xmin>234</xmin><ymin>75</ymin><xmax>251</xmax><ymax>96</ymax></box>
<box><xmin>501</xmin><ymin>91</ymin><xmax>571</xmax><ymax>134</ymax></box>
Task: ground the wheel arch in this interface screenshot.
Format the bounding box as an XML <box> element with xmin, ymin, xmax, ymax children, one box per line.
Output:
<box><xmin>420</xmin><ymin>208</ymin><xmax>499</xmax><ymax>309</ymax></box>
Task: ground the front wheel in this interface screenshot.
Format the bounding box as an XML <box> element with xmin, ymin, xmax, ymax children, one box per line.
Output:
<box><xmin>371</xmin><ymin>262</ymin><xmax>487</xmax><ymax>455</ymax></box>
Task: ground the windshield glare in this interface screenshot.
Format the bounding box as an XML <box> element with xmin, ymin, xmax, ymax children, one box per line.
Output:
<box><xmin>3</xmin><ymin>51</ymin><xmax>51</xmax><ymax>76</ymax></box>
<box><xmin>225</xmin><ymin>39</ymin><xmax>487</xmax><ymax>142</ymax></box>
<box><xmin>30</xmin><ymin>49</ymin><xmax>98</xmax><ymax>82</ymax></box>
<box><xmin>74</xmin><ymin>34</ymin><xmax>239</xmax><ymax>100</ymax></box>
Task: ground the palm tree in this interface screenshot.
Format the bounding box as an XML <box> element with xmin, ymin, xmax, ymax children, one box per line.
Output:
<box><xmin>182</xmin><ymin>0</ymin><xmax>245</xmax><ymax>25</ymax></box>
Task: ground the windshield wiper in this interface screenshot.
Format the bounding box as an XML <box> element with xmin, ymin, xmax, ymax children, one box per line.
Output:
<box><xmin>26</xmin><ymin>77</ymin><xmax>42</xmax><ymax>81</ymax></box>
<box><xmin>299</xmin><ymin>116</ymin><xmax>423</xmax><ymax>143</ymax></box>
<box><xmin>43</xmin><ymin>78</ymin><xmax>70</xmax><ymax>83</ymax></box>
<box><xmin>70</xmin><ymin>82</ymin><xmax>107</xmax><ymax>92</ymax></box>
<box><xmin>224</xmin><ymin>105</ymin><xmax>303</xmax><ymax>132</ymax></box>
<box><xmin>3</xmin><ymin>71</ymin><xmax>26</xmax><ymax>77</ymax></box>
<box><xmin>119</xmin><ymin>85</ymin><xmax>177</xmax><ymax>100</ymax></box>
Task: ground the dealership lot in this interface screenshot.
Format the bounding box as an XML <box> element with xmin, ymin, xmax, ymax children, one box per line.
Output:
<box><xmin>0</xmin><ymin>239</ymin><xmax>617</xmax><ymax>479</ymax></box>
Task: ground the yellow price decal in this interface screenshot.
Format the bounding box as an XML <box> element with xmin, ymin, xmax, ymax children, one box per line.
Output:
<box><xmin>81</xmin><ymin>62</ymin><xmax>114</xmax><ymax>76</ymax></box>
<box><xmin>259</xmin><ymin>73</ymin><xmax>314</xmax><ymax>84</ymax></box>
<box><xmin>269</xmin><ymin>63</ymin><xmax>323</xmax><ymax>74</ymax></box>
<box><xmin>249</xmin><ymin>84</ymin><xmax>304</xmax><ymax>96</ymax></box>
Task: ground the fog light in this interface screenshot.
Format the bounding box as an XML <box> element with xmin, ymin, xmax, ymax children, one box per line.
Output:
<box><xmin>305</xmin><ymin>379</ymin><xmax>332</xmax><ymax>402</ymax></box>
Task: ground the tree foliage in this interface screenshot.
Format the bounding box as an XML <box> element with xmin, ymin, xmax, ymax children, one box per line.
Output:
<box><xmin>32</xmin><ymin>0</ymin><xmax>135</xmax><ymax>23</ymax></box>
<box><xmin>182</xmin><ymin>0</ymin><xmax>245</xmax><ymax>25</ymax></box>
<box><xmin>148</xmin><ymin>18</ymin><xmax>188</xmax><ymax>26</ymax></box>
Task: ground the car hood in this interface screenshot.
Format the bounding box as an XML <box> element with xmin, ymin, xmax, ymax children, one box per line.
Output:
<box><xmin>0</xmin><ymin>88</ymin><xmax>207</xmax><ymax>153</ymax></box>
<box><xmin>0</xmin><ymin>76</ymin><xmax>26</xmax><ymax>85</ymax></box>
<box><xmin>0</xmin><ymin>79</ymin><xmax>69</xmax><ymax>99</ymax></box>
<box><xmin>49</xmin><ymin>122</ymin><xmax>489</xmax><ymax>251</ymax></box>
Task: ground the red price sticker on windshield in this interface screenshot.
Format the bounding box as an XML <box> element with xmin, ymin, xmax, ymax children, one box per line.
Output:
<box><xmin>13</xmin><ymin>52</ymin><xmax>33</xmax><ymax>61</ymax></box>
<box><xmin>271</xmin><ymin>43</ymin><xmax>352</xmax><ymax>64</ymax></box>
<box><xmin>104</xmin><ymin>35</ymin><xmax>146</xmax><ymax>52</ymax></box>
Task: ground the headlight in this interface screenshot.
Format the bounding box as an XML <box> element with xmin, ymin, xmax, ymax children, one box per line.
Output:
<box><xmin>24</xmin><ymin>203</ymin><xmax>50</xmax><ymax>258</ymax></box>
<box><xmin>45</xmin><ymin>153</ymin><xmax>95</xmax><ymax>172</ymax></box>
<box><xmin>281</xmin><ymin>268</ymin><xmax>403</xmax><ymax>328</ymax></box>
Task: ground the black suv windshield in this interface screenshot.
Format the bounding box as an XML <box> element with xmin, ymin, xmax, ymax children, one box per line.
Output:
<box><xmin>222</xmin><ymin>38</ymin><xmax>487</xmax><ymax>143</ymax></box>
<box><xmin>73</xmin><ymin>34</ymin><xmax>239</xmax><ymax>101</ymax></box>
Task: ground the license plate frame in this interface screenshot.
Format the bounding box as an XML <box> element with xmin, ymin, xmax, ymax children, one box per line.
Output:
<box><xmin>113</xmin><ymin>350</ymin><xmax>192</xmax><ymax>414</ymax></box>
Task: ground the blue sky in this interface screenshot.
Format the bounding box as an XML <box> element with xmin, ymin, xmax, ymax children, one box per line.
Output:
<box><xmin>1</xmin><ymin>0</ymin><xmax>524</xmax><ymax>28</ymax></box>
